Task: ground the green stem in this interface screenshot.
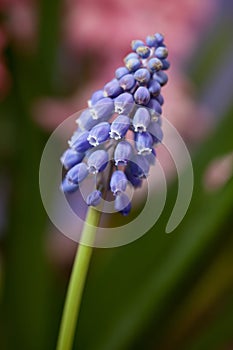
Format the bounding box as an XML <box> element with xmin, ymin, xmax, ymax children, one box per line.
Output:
<box><xmin>56</xmin><ymin>207</ymin><xmax>101</xmax><ymax>350</ymax></box>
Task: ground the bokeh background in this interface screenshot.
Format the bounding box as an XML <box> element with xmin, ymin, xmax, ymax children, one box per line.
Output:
<box><xmin>1</xmin><ymin>0</ymin><xmax>233</xmax><ymax>349</ymax></box>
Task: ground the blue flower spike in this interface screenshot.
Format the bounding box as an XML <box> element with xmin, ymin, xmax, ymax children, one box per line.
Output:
<box><xmin>61</xmin><ymin>32</ymin><xmax>169</xmax><ymax>215</ymax></box>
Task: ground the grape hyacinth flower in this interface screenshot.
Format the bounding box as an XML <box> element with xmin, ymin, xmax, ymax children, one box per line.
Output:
<box><xmin>57</xmin><ymin>33</ymin><xmax>170</xmax><ymax>350</ymax></box>
<box><xmin>60</xmin><ymin>33</ymin><xmax>169</xmax><ymax>216</ymax></box>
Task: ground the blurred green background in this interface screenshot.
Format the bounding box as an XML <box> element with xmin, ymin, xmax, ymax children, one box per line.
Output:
<box><xmin>1</xmin><ymin>0</ymin><xmax>233</xmax><ymax>349</ymax></box>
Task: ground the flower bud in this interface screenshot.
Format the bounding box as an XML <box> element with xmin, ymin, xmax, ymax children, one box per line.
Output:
<box><xmin>60</xmin><ymin>178</ymin><xmax>79</xmax><ymax>193</ymax></box>
<box><xmin>133</xmin><ymin>108</ymin><xmax>151</xmax><ymax>132</ymax></box>
<box><xmin>90</xmin><ymin>97</ymin><xmax>114</xmax><ymax>120</ymax></box>
<box><xmin>114</xmin><ymin>92</ymin><xmax>134</xmax><ymax>114</ymax></box>
<box><xmin>124</xmin><ymin>52</ymin><xmax>139</xmax><ymax>63</ymax></box>
<box><xmin>153</xmin><ymin>71</ymin><xmax>168</xmax><ymax>86</ymax></box>
<box><xmin>126</xmin><ymin>58</ymin><xmax>141</xmax><ymax>72</ymax></box>
<box><xmin>115</xmin><ymin>66</ymin><xmax>129</xmax><ymax>79</ymax></box>
<box><xmin>87</xmin><ymin>150</ymin><xmax>109</xmax><ymax>174</ymax></box>
<box><xmin>76</xmin><ymin>109</ymin><xmax>98</xmax><ymax>131</ymax></box>
<box><xmin>161</xmin><ymin>59</ymin><xmax>170</xmax><ymax>70</ymax></box>
<box><xmin>68</xmin><ymin>130</ymin><xmax>91</xmax><ymax>153</ymax></box>
<box><xmin>134</xmin><ymin>68</ymin><xmax>151</xmax><ymax>84</ymax></box>
<box><xmin>134</xmin><ymin>86</ymin><xmax>150</xmax><ymax>105</ymax></box>
<box><xmin>86</xmin><ymin>190</ymin><xmax>102</xmax><ymax>206</ymax></box>
<box><xmin>147</xmin><ymin>57</ymin><xmax>163</xmax><ymax>72</ymax></box>
<box><xmin>129</xmin><ymin>154</ymin><xmax>150</xmax><ymax>178</ymax></box>
<box><xmin>135</xmin><ymin>132</ymin><xmax>153</xmax><ymax>155</ymax></box>
<box><xmin>60</xmin><ymin>149</ymin><xmax>85</xmax><ymax>170</ymax></box>
<box><xmin>114</xmin><ymin>141</ymin><xmax>133</xmax><ymax>166</ymax></box>
<box><xmin>119</xmin><ymin>74</ymin><xmax>136</xmax><ymax>91</ymax></box>
<box><xmin>146</xmin><ymin>35</ymin><xmax>157</xmax><ymax>47</ymax></box>
<box><xmin>110</xmin><ymin>170</ymin><xmax>128</xmax><ymax>195</ymax></box>
<box><xmin>103</xmin><ymin>79</ymin><xmax>123</xmax><ymax>98</ymax></box>
<box><xmin>148</xmin><ymin>79</ymin><xmax>161</xmax><ymax>96</ymax></box>
<box><xmin>114</xmin><ymin>192</ymin><xmax>131</xmax><ymax>216</ymax></box>
<box><xmin>89</xmin><ymin>90</ymin><xmax>104</xmax><ymax>106</ymax></box>
<box><xmin>154</xmin><ymin>33</ymin><xmax>164</xmax><ymax>45</ymax></box>
<box><xmin>155</xmin><ymin>46</ymin><xmax>168</xmax><ymax>59</ymax></box>
<box><xmin>131</xmin><ymin>40</ymin><xmax>144</xmax><ymax>51</ymax></box>
<box><xmin>110</xmin><ymin>115</ymin><xmax>130</xmax><ymax>140</ymax></box>
<box><xmin>87</xmin><ymin>122</ymin><xmax>110</xmax><ymax>146</ymax></box>
<box><xmin>66</xmin><ymin>163</ymin><xmax>88</xmax><ymax>184</ymax></box>
<box><xmin>136</xmin><ymin>46</ymin><xmax>151</xmax><ymax>59</ymax></box>
<box><xmin>146</xmin><ymin>98</ymin><xmax>162</xmax><ymax>117</ymax></box>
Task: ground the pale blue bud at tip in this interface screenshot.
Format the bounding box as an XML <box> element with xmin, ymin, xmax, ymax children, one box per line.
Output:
<box><xmin>154</xmin><ymin>33</ymin><xmax>164</xmax><ymax>45</ymax></box>
<box><xmin>125</xmin><ymin>58</ymin><xmax>141</xmax><ymax>72</ymax></box>
<box><xmin>147</xmin><ymin>57</ymin><xmax>163</xmax><ymax>72</ymax></box>
<box><xmin>133</xmin><ymin>107</ymin><xmax>151</xmax><ymax>132</ymax></box>
<box><xmin>136</xmin><ymin>46</ymin><xmax>151</xmax><ymax>59</ymax></box>
<box><xmin>110</xmin><ymin>115</ymin><xmax>130</xmax><ymax>140</ymax></box>
<box><xmin>103</xmin><ymin>79</ymin><xmax>123</xmax><ymax>98</ymax></box>
<box><xmin>86</xmin><ymin>190</ymin><xmax>102</xmax><ymax>206</ymax></box>
<box><xmin>134</xmin><ymin>86</ymin><xmax>150</xmax><ymax>105</ymax></box>
<box><xmin>131</xmin><ymin>40</ymin><xmax>144</xmax><ymax>51</ymax></box>
<box><xmin>115</xmin><ymin>67</ymin><xmax>129</xmax><ymax>79</ymax></box>
<box><xmin>60</xmin><ymin>177</ymin><xmax>79</xmax><ymax>193</ymax></box>
<box><xmin>114</xmin><ymin>192</ymin><xmax>131</xmax><ymax>216</ymax></box>
<box><xmin>60</xmin><ymin>148</ymin><xmax>85</xmax><ymax>170</ymax></box>
<box><xmin>110</xmin><ymin>170</ymin><xmax>128</xmax><ymax>195</ymax></box>
<box><xmin>87</xmin><ymin>122</ymin><xmax>110</xmax><ymax>146</ymax></box>
<box><xmin>90</xmin><ymin>97</ymin><xmax>114</xmax><ymax>120</ymax></box>
<box><xmin>135</xmin><ymin>132</ymin><xmax>153</xmax><ymax>155</ymax></box>
<box><xmin>87</xmin><ymin>150</ymin><xmax>109</xmax><ymax>174</ymax></box>
<box><xmin>146</xmin><ymin>35</ymin><xmax>157</xmax><ymax>47</ymax></box>
<box><xmin>119</xmin><ymin>74</ymin><xmax>136</xmax><ymax>91</ymax></box>
<box><xmin>66</xmin><ymin>162</ymin><xmax>88</xmax><ymax>185</ymax></box>
<box><xmin>155</xmin><ymin>46</ymin><xmax>168</xmax><ymax>59</ymax></box>
<box><xmin>124</xmin><ymin>52</ymin><xmax>139</xmax><ymax>63</ymax></box>
<box><xmin>114</xmin><ymin>140</ymin><xmax>133</xmax><ymax>166</ymax></box>
<box><xmin>114</xmin><ymin>92</ymin><xmax>134</xmax><ymax>114</ymax></box>
<box><xmin>134</xmin><ymin>68</ymin><xmax>151</xmax><ymax>84</ymax></box>
<box><xmin>68</xmin><ymin>130</ymin><xmax>91</xmax><ymax>153</ymax></box>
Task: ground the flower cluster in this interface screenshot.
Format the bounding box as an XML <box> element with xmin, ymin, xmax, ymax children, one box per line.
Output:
<box><xmin>60</xmin><ymin>33</ymin><xmax>169</xmax><ymax>215</ymax></box>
